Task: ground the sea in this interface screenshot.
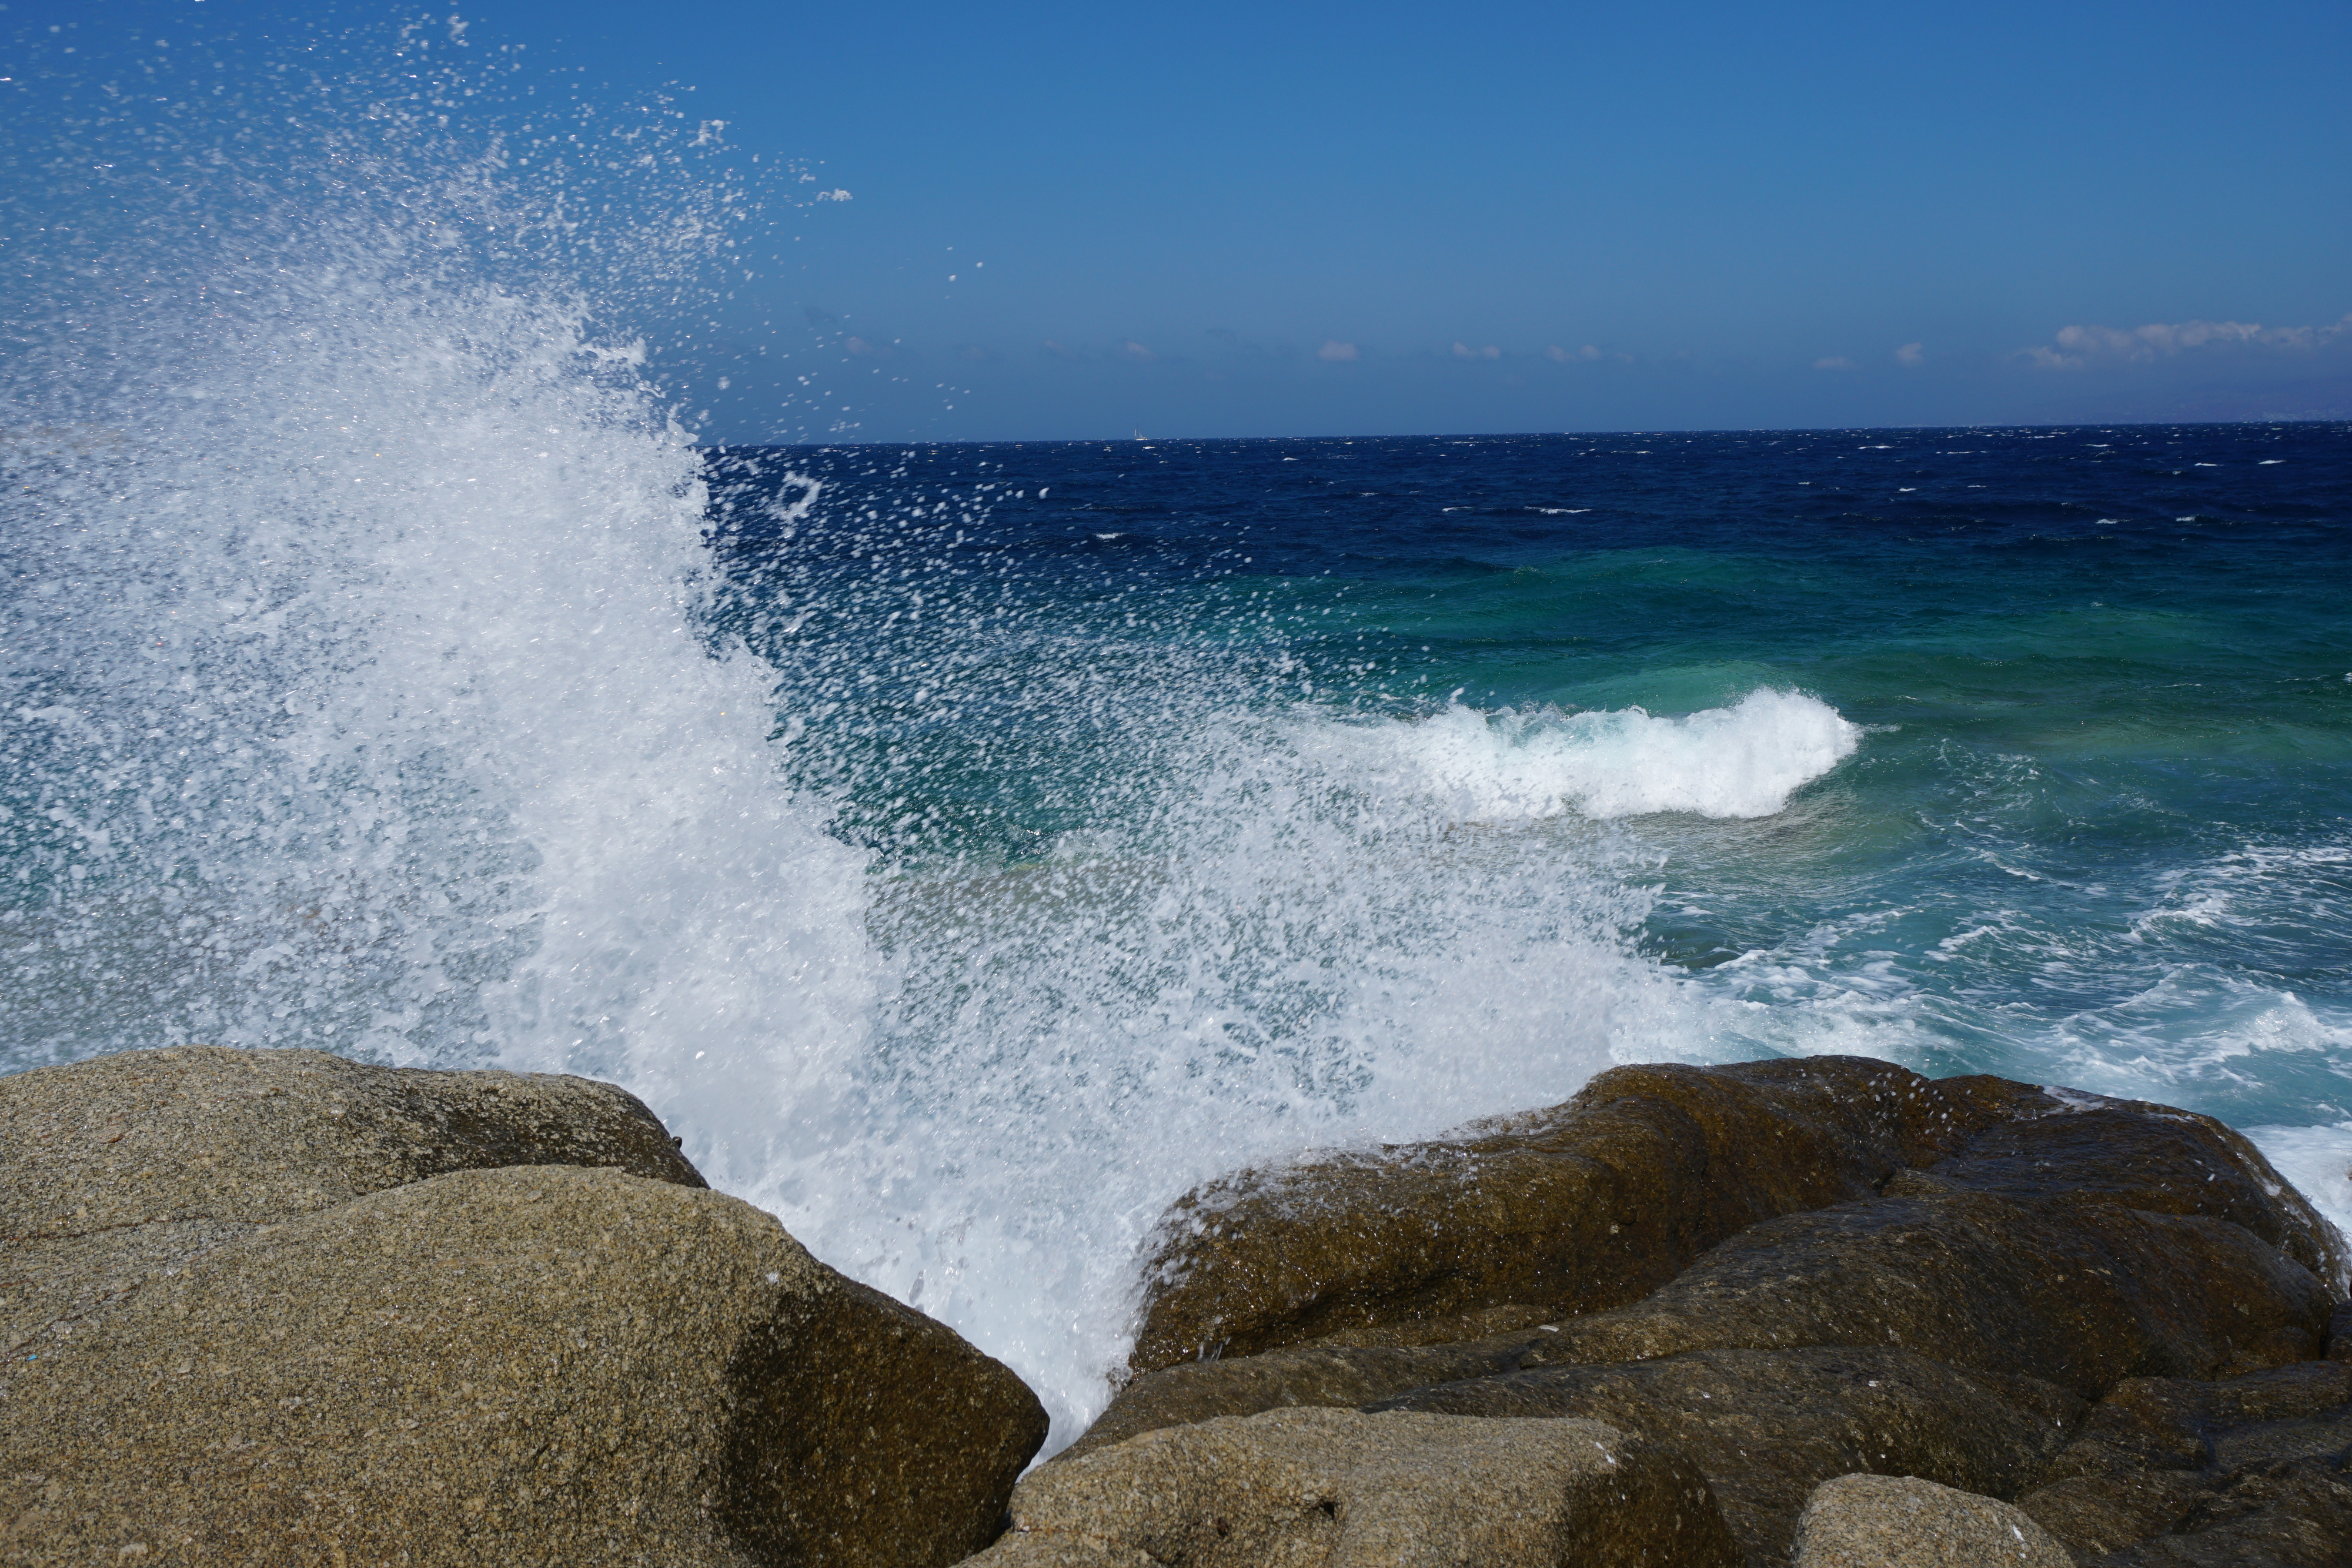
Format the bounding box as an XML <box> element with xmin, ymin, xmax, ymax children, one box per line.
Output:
<box><xmin>4</xmin><ymin>32</ymin><xmax>2349</xmax><ymax>1452</ymax></box>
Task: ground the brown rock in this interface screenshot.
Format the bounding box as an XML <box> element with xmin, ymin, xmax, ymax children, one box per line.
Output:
<box><xmin>2015</xmin><ymin>1469</ymin><xmax>2217</xmax><ymax>1558</ymax></box>
<box><xmin>2099</xmin><ymin>1457</ymin><xmax>2352</xmax><ymax>1566</ymax></box>
<box><xmin>2010</xmin><ymin>1353</ymin><xmax>2352</xmax><ymax>1558</ymax></box>
<box><xmin>1371</xmin><ymin>1345</ymin><xmax>2079</xmax><ymax>1562</ymax></box>
<box><xmin>1791</xmin><ymin>1474</ymin><xmax>2073</xmax><ymax>1567</ymax></box>
<box><xmin>2103</xmin><ymin>1362</ymin><xmax>2352</xmax><ymax>1459</ymax></box>
<box><xmin>1519</xmin><ymin>1192</ymin><xmax>2333</xmax><ymax>1399</ymax></box>
<box><xmin>965</xmin><ymin>1407</ymin><xmax>1739</xmax><ymax>1568</ymax></box>
<box><xmin>2325</xmin><ymin>1302</ymin><xmax>2352</xmax><ymax>1361</ymax></box>
<box><xmin>1061</xmin><ymin>1326</ymin><xmax>1573</xmax><ymax>1465</ymax></box>
<box><xmin>1128</xmin><ymin>1057</ymin><xmax>2054</xmax><ymax>1374</ymax></box>
<box><xmin>1888</xmin><ymin>1102</ymin><xmax>2347</xmax><ymax>1293</ymax></box>
<box><xmin>0</xmin><ymin>1164</ymin><xmax>1047</xmax><ymax>1567</ymax></box>
<box><xmin>2</xmin><ymin>1045</ymin><xmax>705</xmax><ymax>1355</ymax></box>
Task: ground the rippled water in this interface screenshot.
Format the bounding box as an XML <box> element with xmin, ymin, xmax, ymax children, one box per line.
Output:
<box><xmin>5</xmin><ymin>18</ymin><xmax>2346</xmax><ymax>1449</ymax></box>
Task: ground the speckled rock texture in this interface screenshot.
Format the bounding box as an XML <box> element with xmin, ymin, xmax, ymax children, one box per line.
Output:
<box><xmin>1</xmin><ymin>1048</ymin><xmax>1050</xmax><ymax>1567</ymax></box>
<box><xmin>1792</xmin><ymin>1475</ymin><xmax>2072</xmax><ymax>1567</ymax></box>
<box><xmin>965</xmin><ymin>1407</ymin><xmax>1739</xmax><ymax>1567</ymax></box>
<box><xmin>1050</xmin><ymin>1061</ymin><xmax>2351</xmax><ymax>1567</ymax></box>
<box><xmin>1128</xmin><ymin>1058</ymin><xmax>2344</xmax><ymax>1377</ymax></box>
<box><xmin>2</xmin><ymin>1044</ymin><xmax>704</xmax><ymax>1359</ymax></box>
<box><xmin>1128</xmin><ymin>1057</ymin><xmax>2057</xmax><ymax>1374</ymax></box>
<box><xmin>2016</xmin><ymin>1359</ymin><xmax>2352</xmax><ymax>1565</ymax></box>
<box><xmin>1511</xmin><ymin>1191</ymin><xmax>2332</xmax><ymax>1398</ymax></box>
<box><xmin>1372</xmin><ymin>1345</ymin><xmax>2080</xmax><ymax>1562</ymax></box>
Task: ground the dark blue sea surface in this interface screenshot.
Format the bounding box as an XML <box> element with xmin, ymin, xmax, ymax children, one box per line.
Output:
<box><xmin>709</xmin><ymin>423</ymin><xmax>2352</xmax><ymax>1127</ymax></box>
<box><xmin>8</xmin><ymin>369</ymin><xmax>2348</xmax><ymax>1442</ymax></box>
<box><xmin>12</xmin><ymin>23</ymin><xmax>2340</xmax><ymax>1450</ymax></box>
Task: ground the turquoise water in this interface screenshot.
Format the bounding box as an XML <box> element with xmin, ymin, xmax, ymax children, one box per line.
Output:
<box><xmin>723</xmin><ymin>429</ymin><xmax>2352</xmax><ymax>1133</ymax></box>
<box><xmin>4</xmin><ymin>26</ymin><xmax>2347</xmax><ymax>1443</ymax></box>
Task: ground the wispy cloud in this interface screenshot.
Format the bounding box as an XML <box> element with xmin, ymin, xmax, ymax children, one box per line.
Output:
<box><xmin>2022</xmin><ymin>314</ymin><xmax>2352</xmax><ymax>370</ymax></box>
<box><xmin>1547</xmin><ymin>344</ymin><xmax>1602</xmax><ymax>362</ymax></box>
<box><xmin>1813</xmin><ymin>356</ymin><xmax>1857</xmax><ymax>371</ymax></box>
<box><xmin>1318</xmin><ymin>340</ymin><xmax>1359</xmax><ymax>362</ymax></box>
<box><xmin>1454</xmin><ymin>342</ymin><xmax>1501</xmax><ymax>360</ymax></box>
<box><xmin>1895</xmin><ymin>342</ymin><xmax>1925</xmax><ymax>367</ymax></box>
<box><xmin>1122</xmin><ymin>341</ymin><xmax>1157</xmax><ymax>361</ymax></box>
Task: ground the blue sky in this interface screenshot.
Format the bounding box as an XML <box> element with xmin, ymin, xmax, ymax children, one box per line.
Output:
<box><xmin>9</xmin><ymin>0</ymin><xmax>2350</xmax><ymax>440</ymax></box>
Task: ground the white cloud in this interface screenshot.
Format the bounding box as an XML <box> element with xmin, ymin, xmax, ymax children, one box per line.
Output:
<box><xmin>1122</xmin><ymin>341</ymin><xmax>1156</xmax><ymax>361</ymax></box>
<box><xmin>813</xmin><ymin>188</ymin><xmax>853</xmax><ymax>202</ymax></box>
<box><xmin>2022</xmin><ymin>313</ymin><xmax>2351</xmax><ymax>369</ymax></box>
<box><xmin>1318</xmin><ymin>340</ymin><xmax>1359</xmax><ymax>362</ymax></box>
<box><xmin>1895</xmin><ymin>342</ymin><xmax>1925</xmax><ymax>367</ymax></box>
<box><xmin>1813</xmin><ymin>356</ymin><xmax>1857</xmax><ymax>371</ymax></box>
<box><xmin>1454</xmin><ymin>342</ymin><xmax>1501</xmax><ymax>360</ymax></box>
<box><xmin>1546</xmin><ymin>344</ymin><xmax>1603</xmax><ymax>363</ymax></box>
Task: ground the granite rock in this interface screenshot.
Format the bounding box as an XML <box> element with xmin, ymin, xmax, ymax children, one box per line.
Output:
<box><xmin>1</xmin><ymin>1164</ymin><xmax>1047</xmax><ymax>1567</ymax></box>
<box><xmin>1792</xmin><ymin>1473</ymin><xmax>2073</xmax><ymax>1567</ymax></box>
<box><xmin>1061</xmin><ymin>1326</ymin><xmax>1568</xmax><ymax>1465</ymax></box>
<box><xmin>2017</xmin><ymin>1359</ymin><xmax>2352</xmax><ymax>1560</ymax></box>
<box><xmin>2</xmin><ymin>1045</ymin><xmax>704</xmax><ymax>1358</ymax></box>
<box><xmin>1128</xmin><ymin>1057</ymin><xmax>2052</xmax><ymax>1373</ymax></box>
<box><xmin>968</xmin><ymin>1407</ymin><xmax>1739</xmax><ymax>1567</ymax></box>
<box><xmin>1518</xmin><ymin>1192</ymin><xmax>2332</xmax><ymax>1399</ymax></box>
<box><xmin>1371</xmin><ymin>1345</ymin><xmax>2080</xmax><ymax>1562</ymax></box>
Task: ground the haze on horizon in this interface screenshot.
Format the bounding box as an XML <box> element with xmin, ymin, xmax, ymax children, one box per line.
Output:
<box><xmin>9</xmin><ymin>0</ymin><xmax>2348</xmax><ymax>443</ymax></box>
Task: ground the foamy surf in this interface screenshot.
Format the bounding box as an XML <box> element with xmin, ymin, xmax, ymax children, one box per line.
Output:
<box><xmin>9</xmin><ymin>15</ymin><xmax>2350</xmax><ymax>1472</ymax></box>
<box><xmin>0</xmin><ymin>35</ymin><xmax>1695</xmax><ymax>1452</ymax></box>
<box><xmin>1308</xmin><ymin>688</ymin><xmax>1862</xmax><ymax>821</ymax></box>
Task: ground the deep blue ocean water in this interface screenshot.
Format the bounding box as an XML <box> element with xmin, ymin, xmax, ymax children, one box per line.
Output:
<box><xmin>4</xmin><ymin>45</ymin><xmax>2346</xmax><ymax>1436</ymax></box>
<box><xmin>713</xmin><ymin>424</ymin><xmax>2352</xmax><ymax>1124</ymax></box>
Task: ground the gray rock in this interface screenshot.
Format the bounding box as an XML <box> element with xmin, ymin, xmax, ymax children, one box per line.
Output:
<box><xmin>1</xmin><ymin>1163</ymin><xmax>1047</xmax><ymax>1567</ymax></box>
<box><xmin>965</xmin><ymin>1407</ymin><xmax>1739</xmax><ymax>1567</ymax></box>
<box><xmin>1792</xmin><ymin>1474</ymin><xmax>2073</xmax><ymax>1567</ymax></box>
<box><xmin>2</xmin><ymin>1045</ymin><xmax>704</xmax><ymax>1357</ymax></box>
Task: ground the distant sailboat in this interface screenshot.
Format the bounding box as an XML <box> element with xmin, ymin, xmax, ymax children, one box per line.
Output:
<box><xmin>1133</xmin><ymin>426</ymin><xmax>1145</xmax><ymax>440</ymax></box>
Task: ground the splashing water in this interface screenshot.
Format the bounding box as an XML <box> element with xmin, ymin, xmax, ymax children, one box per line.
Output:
<box><xmin>1317</xmin><ymin>690</ymin><xmax>1861</xmax><ymax>821</ymax></box>
<box><xmin>21</xmin><ymin>22</ymin><xmax>2338</xmax><ymax>1458</ymax></box>
<box><xmin>0</xmin><ymin>24</ymin><xmax>1799</xmax><ymax>1443</ymax></box>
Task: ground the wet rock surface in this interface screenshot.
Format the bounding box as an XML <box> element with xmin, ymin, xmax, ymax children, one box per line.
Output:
<box><xmin>1128</xmin><ymin>1058</ymin><xmax>2057</xmax><ymax>1374</ymax></box>
<box><xmin>970</xmin><ymin>1408</ymin><xmax>1740</xmax><ymax>1568</ymax></box>
<box><xmin>1051</xmin><ymin>1058</ymin><xmax>2351</xmax><ymax>1566</ymax></box>
<box><xmin>1516</xmin><ymin>1192</ymin><xmax>2333</xmax><ymax>1397</ymax></box>
<box><xmin>2016</xmin><ymin>1360</ymin><xmax>2352</xmax><ymax>1564</ymax></box>
<box><xmin>15</xmin><ymin>1047</ymin><xmax>2351</xmax><ymax>1566</ymax></box>
<box><xmin>2</xmin><ymin>1049</ymin><xmax>1048</xmax><ymax>1567</ymax></box>
<box><xmin>1372</xmin><ymin>1346</ymin><xmax>2079</xmax><ymax>1560</ymax></box>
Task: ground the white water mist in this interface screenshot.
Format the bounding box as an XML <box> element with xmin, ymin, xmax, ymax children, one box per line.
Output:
<box><xmin>2</xmin><ymin>28</ymin><xmax>1874</xmax><ymax>1450</ymax></box>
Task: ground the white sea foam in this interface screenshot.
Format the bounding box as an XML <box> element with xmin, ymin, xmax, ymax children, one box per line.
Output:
<box><xmin>1309</xmin><ymin>688</ymin><xmax>1860</xmax><ymax>821</ymax></box>
<box><xmin>14</xmin><ymin>29</ymin><xmax>2340</xmax><ymax>1467</ymax></box>
<box><xmin>0</xmin><ymin>55</ymin><xmax>1697</xmax><ymax>1450</ymax></box>
<box><xmin>2244</xmin><ymin>1124</ymin><xmax>2352</xmax><ymax>1269</ymax></box>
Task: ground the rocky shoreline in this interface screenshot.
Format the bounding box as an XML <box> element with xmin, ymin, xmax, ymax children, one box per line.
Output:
<box><xmin>6</xmin><ymin>1048</ymin><xmax>2350</xmax><ymax>1564</ymax></box>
